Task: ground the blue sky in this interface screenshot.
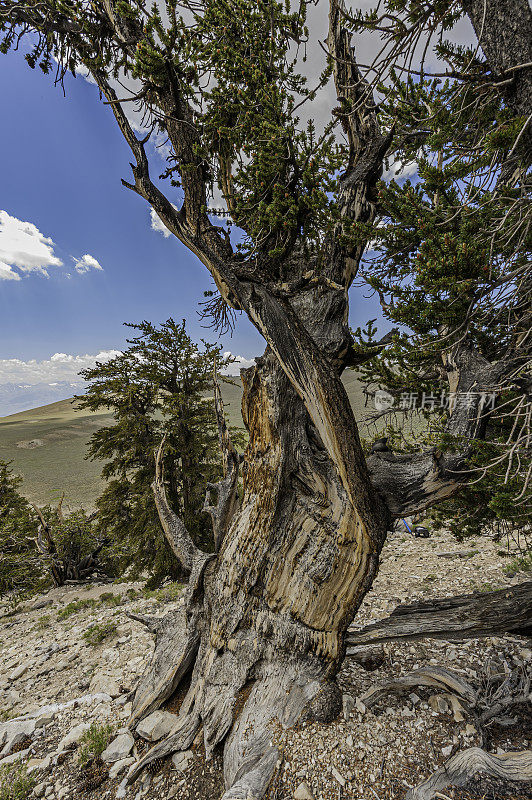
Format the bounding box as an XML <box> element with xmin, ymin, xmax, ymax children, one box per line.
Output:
<box><xmin>0</xmin><ymin>41</ymin><xmax>385</xmax><ymax>406</ymax></box>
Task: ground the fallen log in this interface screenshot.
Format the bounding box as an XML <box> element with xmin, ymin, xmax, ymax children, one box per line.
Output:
<box><xmin>406</xmin><ymin>747</ymin><xmax>532</xmax><ymax>800</ymax></box>
<box><xmin>346</xmin><ymin>582</ymin><xmax>532</xmax><ymax>652</ymax></box>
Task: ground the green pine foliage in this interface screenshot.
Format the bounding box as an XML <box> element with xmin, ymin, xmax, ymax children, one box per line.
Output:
<box><xmin>77</xmin><ymin>319</ymin><xmax>239</xmax><ymax>585</ymax></box>
<box><xmin>0</xmin><ymin>460</ymin><xmax>43</xmax><ymax>597</ymax></box>
<box><xmin>349</xmin><ymin>16</ymin><xmax>531</xmax><ymax>540</ymax></box>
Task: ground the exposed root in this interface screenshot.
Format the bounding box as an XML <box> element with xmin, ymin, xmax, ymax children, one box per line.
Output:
<box><xmin>220</xmin><ymin>664</ymin><xmax>321</xmax><ymax>800</ymax></box>
<box><xmin>129</xmin><ymin>604</ymin><xmax>201</xmax><ymax>726</ymax></box>
<box><xmin>362</xmin><ymin>666</ymin><xmax>477</xmax><ymax>709</ymax></box>
<box><xmin>406</xmin><ymin>748</ymin><xmax>532</xmax><ymax>800</ymax></box>
<box><xmin>127</xmin><ymin>711</ymin><xmax>201</xmax><ymax>784</ymax></box>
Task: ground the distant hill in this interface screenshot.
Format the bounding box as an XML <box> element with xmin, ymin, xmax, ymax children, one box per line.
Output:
<box><xmin>0</xmin><ymin>372</ymin><xmax>382</xmax><ymax>510</ymax></box>
<box><xmin>0</xmin><ymin>381</ymin><xmax>87</xmax><ymax>417</ymax></box>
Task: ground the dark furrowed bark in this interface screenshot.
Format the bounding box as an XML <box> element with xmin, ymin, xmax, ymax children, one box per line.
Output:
<box><xmin>346</xmin><ymin>582</ymin><xmax>532</xmax><ymax>650</ymax></box>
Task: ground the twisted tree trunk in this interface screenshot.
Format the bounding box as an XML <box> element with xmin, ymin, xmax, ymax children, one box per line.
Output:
<box><xmin>128</xmin><ymin>278</ymin><xmax>392</xmax><ymax>798</ymax></box>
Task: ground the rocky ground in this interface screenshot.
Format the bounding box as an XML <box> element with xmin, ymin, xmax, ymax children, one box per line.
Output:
<box><xmin>0</xmin><ymin>526</ymin><xmax>530</xmax><ymax>800</ymax></box>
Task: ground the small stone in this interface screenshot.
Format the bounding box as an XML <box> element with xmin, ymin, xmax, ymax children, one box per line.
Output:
<box><xmin>137</xmin><ymin>711</ymin><xmax>177</xmax><ymax>742</ymax></box>
<box><xmin>355</xmin><ymin>697</ymin><xmax>366</xmax><ymax>715</ymax></box>
<box><xmin>101</xmin><ymin>732</ymin><xmax>134</xmax><ymax>763</ymax></box>
<box><xmin>465</xmin><ymin>724</ymin><xmax>477</xmax><ymax>737</ymax></box>
<box><xmin>428</xmin><ymin>694</ymin><xmax>449</xmax><ymax>714</ymax></box>
<box><xmin>346</xmin><ymin>734</ymin><xmax>354</xmax><ymax>748</ymax></box>
<box><xmin>409</xmin><ymin>693</ymin><xmax>421</xmax><ymax>706</ymax></box>
<box><xmin>57</xmin><ymin>722</ymin><xmax>90</xmax><ymax>752</ymax></box>
<box><xmin>331</xmin><ymin>765</ymin><xmax>346</xmax><ymax>787</ymax></box>
<box><xmin>33</xmin><ymin>782</ymin><xmax>46</xmax><ymax>798</ymax></box>
<box><xmin>442</xmin><ymin>744</ymin><xmax>453</xmax><ymax>757</ymax></box>
<box><xmin>342</xmin><ymin>693</ymin><xmax>355</xmax><ymax>720</ymax></box>
<box><xmin>171</xmin><ymin>749</ymin><xmax>192</xmax><ymax>772</ymax></box>
<box><xmin>57</xmin><ymin>788</ymin><xmax>69</xmax><ymax>799</ymax></box>
<box><xmin>9</xmin><ymin>664</ymin><xmax>28</xmax><ymax>681</ymax></box>
<box><xmin>109</xmin><ymin>757</ymin><xmax>135</xmax><ymax>779</ymax></box>
<box><xmin>294</xmin><ymin>781</ymin><xmax>314</xmax><ymax>800</ymax></box>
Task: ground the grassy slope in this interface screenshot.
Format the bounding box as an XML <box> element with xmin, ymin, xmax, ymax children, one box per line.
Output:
<box><xmin>0</xmin><ymin>372</ymin><xmax>380</xmax><ymax>510</ymax></box>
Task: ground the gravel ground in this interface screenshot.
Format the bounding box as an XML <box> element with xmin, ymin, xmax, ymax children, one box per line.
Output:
<box><xmin>0</xmin><ymin>526</ymin><xmax>529</xmax><ymax>800</ymax></box>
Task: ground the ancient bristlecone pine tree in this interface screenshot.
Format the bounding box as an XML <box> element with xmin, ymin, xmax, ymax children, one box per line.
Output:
<box><xmin>2</xmin><ymin>0</ymin><xmax>531</xmax><ymax>797</ymax></box>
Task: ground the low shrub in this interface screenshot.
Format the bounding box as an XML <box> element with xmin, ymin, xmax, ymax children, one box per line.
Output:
<box><xmin>0</xmin><ymin>764</ymin><xmax>36</xmax><ymax>800</ymax></box>
<box><xmin>77</xmin><ymin>722</ymin><xmax>113</xmax><ymax>767</ymax></box>
<box><xmin>82</xmin><ymin>622</ymin><xmax>117</xmax><ymax>646</ymax></box>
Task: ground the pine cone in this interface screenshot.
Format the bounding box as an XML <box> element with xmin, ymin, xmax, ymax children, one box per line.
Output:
<box><xmin>10</xmin><ymin>735</ymin><xmax>32</xmax><ymax>753</ymax></box>
<box><xmin>145</xmin><ymin>756</ymin><xmax>165</xmax><ymax>774</ymax></box>
<box><xmin>78</xmin><ymin>756</ymin><xmax>108</xmax><ymax>791</ymax></box>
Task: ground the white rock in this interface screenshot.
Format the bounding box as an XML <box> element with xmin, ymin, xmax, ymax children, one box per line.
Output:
<box><xmin>346</xmin><ymin>734</ymin><xmax>354</xmax><ymax>748</ymax></box>
<box><xmin>0</xmin><ymin>718</ymin><xmax>36</xmax><ymax>757</ymax></box>
<box><xmin>57</xmin><ymin>722</ymin><xmax>90</xmax><ymax>752</ymax></box>
<box><xmin>33</xmin><ymin>782</ymin><xmax>46</xmax><ymax>798</ymax></box>
<box><xmin>342</xmin><ymin>693</ymin><xmax>355</xmax><ymax>720</ymax></box>
<box><xmin>294</xmin><ymin>781</ymin><xmax>314</xmax><ymax>799</ymax></box>
<box><xmin>331</xmin><ymin>765</ymin><xmax>346</xmax><ymax>787</ymax></box>
<box><xmin>109</xmin><ymin>756</ymin><xmax>135</xmax><ymax>779</ymax></box>
<box><xmin>355</xmin><ymin>697</ymin><xmax>366</xmax><ymax>715</ymax></box>
<box><xmin>57</xmin><ymin>789</ymin><xmax>69</xmax><ymax>799</ymax></box>
<box><xmin>89</xmin><ymin>673</ymin><xmax>121</xmax><ymax>698</ymax></box>
<box><xmin>137</xmin><ymin>710</ymin><xmax>177</xmax><ymax>742</ymax></box>
<box><xmin>9</xmin><ymin>664</ymin><xmax>29</xmax><ymax>681</ymax></box>
<box><xmin>101</xmin><ymin>732</ymin><xmax>134</xmax><ymax>764</ymax></box>
<box><xmin>0</xmin><ymin>747</ymin><xmax>30</xmax><ymax>766</ymax></box>
<box><xmin>442</xmin><ymin>744</ymin><xmax>453</xmax><ymax>757</ymax></box>
<box><xmin>116</xmin><ymin>778</ymin><xmax>128</xmax><ymax>799</ymax></box>
<box><xmin>171</xmin><ymin>749</ymin><xmax>192</xmax><ymax>771</ymax></box>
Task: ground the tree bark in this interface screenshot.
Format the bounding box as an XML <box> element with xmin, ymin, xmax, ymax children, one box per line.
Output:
<box><xmin>346</xmin><ymin>582</ymin><xmax>532</xmax><ymax>650</ymax></box>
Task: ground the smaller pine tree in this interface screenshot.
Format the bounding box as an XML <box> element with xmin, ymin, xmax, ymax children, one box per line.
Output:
<box><xmin>78</xmin><ymin>318</ymin><xmax>239</xmax><ymax>585</ymax></box>
<box><xmin>0</xmin><ymin>459</ymin><xmax>41</xmax><ymax>596</ymax></box>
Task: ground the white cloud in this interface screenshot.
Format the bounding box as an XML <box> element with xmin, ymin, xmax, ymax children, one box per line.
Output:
<box><xmin>150</xmin><ymin>207</ymin><xmax>173</xmax><ymax>238</ymax></box>
<box><xmin>382</xmin><ymin>159</ymin><xmax>418</xmax><ymax>182</ymax></box>
<box><xmin>0</xmin><ymin>261</ymin><xmax>21</xmax><ymax>281</ymax></box>
<box><xmin>222</xmin><ymin>352</ymin><xmax>255</xmax><ymax>376</ymax></box>
<box><xmin>72</xmin><ymin>253</ymin><xmax>104</xmax><ymax>274</ymax></box>
<box><xmin>0</xmin><ymin>350</ymin><xmax>121</xmax><ymax>385</ymax></box>
<box><xmin>0</xmin><ymin>210</ymin><xmax>63</xmax><ymax>279</ymax></box>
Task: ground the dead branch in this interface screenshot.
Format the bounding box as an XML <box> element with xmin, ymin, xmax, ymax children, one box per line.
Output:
<box><xmin>406</xmin><ymin>747</ymin><xmax>532</xmax><ymax>800</ymax></box>
<box><xmin>346</xmin><ymin>582</ymin><xmax>532</xmax><ymax>650</ymax></box>
<box><xmin>152</xmin><ymin>437</ymin><xmax>205</xmax><ymax>572</ymax></box>
<box><xmin>203</xmin><ymin>360</ymin><xmax>240</xmax><ymax>551</ymax></box>
<box><xmin>361</xmin><ymin>666</ymin><xmax>477</xmax><ymax>709</ymax></box>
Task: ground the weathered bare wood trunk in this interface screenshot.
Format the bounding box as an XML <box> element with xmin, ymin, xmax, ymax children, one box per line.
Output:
<box><xmin>128</xmin><ymin>277</ymin><xmax>391</xmax><ymax>797</ymax></box>
<box><xmin>347</xmin><ymin>582</ymin><xmax>532</xmax><ymax>649</ymax></box>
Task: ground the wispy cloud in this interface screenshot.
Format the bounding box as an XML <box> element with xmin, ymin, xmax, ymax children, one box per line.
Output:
<box><xmin>72</xmin><ymin>253</ymin><xmax>104</xmax><ymax>274</ymax></box>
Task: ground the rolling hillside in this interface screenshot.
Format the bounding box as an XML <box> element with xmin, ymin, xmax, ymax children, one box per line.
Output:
<box><xmin>0</xmin><ymin>372</ymin><xmax>380</xmax><ymax>510</ymax></box>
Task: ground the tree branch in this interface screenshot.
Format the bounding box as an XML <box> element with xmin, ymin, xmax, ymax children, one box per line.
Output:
<box><xmin>203</xmin><ymin>362</ymin><xmax>240</xmax><ymax>551</ymax></box>
<box><xmin>152</xmin><ymin>437</ymin><xmax>205</xmax><ymax>572</ymax></box>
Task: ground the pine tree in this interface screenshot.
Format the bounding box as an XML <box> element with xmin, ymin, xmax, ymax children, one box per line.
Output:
<box><xmin>0</xmin><ymin>459</ymin><xmax>40</xmax><ymax>596</ymax></box>
<box><xmin>77</xmin><ymin>319</ymin><xmax>237</xmax><ymax>584</ymax></box>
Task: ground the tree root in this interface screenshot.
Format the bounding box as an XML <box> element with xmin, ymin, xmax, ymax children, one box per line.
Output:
<box><xmin>361</xmin><ymin>666</ymin><xmax>477</xmax><ymax>709</ymax></box>
<box><xmin>406</xmin><ymin>748</ymin><xmax>532</xmax><ymax>800</ymax></box>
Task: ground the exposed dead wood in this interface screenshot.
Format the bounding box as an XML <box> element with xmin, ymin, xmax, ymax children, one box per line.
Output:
<box><xmin>152</xmin><ymin>437</ymin><xmax>206</xmax><ymax>571</ymax></box>
<box><xmin>128</xmin><ymin>604</ymin><xmax>202</xmax><ymax>727</ymax></box>
<box><xmin>361</xmin><ymin>666</ymin><xmax>477</xmax><ymax>710</ymax></box>
<box><xmin>32</xmin><ymin>503</ymin><xmax>108</xmax><ymax>587</ymax></box>
<box><xmin>406</xmin><ymin>747</ymin><xmax>532</xmax><ymax>800</ymax></box>
<box><xmin>203</xmin><ymin>363</ymin><xmax>240</xmax><ymax>551</ymax></box>
<box><xmin>346</xmin><ymin>582</ymin><xmax>532</xmax><ymax>651</ymax></box>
